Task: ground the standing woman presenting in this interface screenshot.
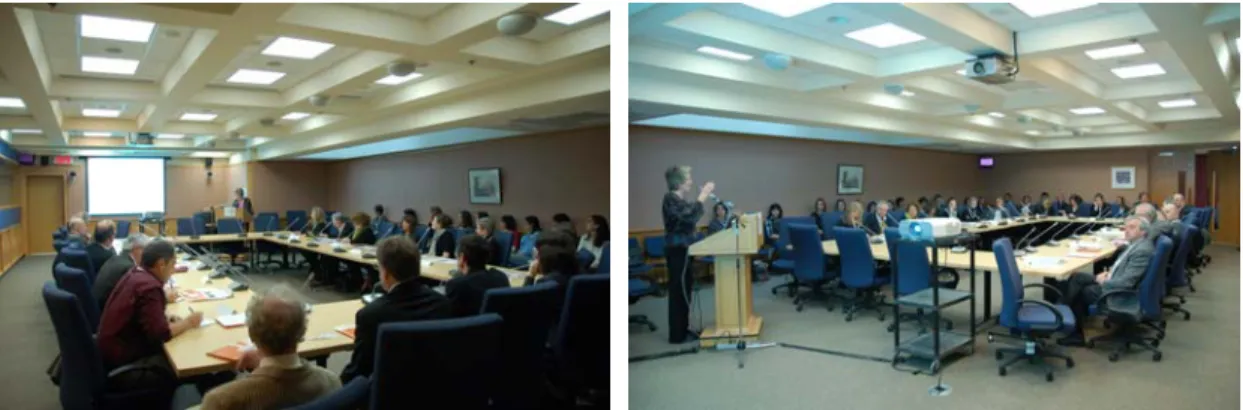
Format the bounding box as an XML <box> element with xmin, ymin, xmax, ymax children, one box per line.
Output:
<box><xmin>232</xmin><ymin>188</ymin><xmax>254</xmax><ymax>230</ymax></box>
<box><xmin>662</xmin><ymin>166</ymin><xmax>714</xmax><ymax>344</ymax></box>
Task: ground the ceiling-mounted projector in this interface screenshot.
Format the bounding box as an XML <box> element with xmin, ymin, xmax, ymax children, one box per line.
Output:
<box><xmin>964</xmin><ymin>55</ymin><xmax>1016</xmax><ymax>85</ymax></box>
<box><xmin>308</xmin><ymin>94</ymin><xmax>330</xmax><ymax>107</ymax></box>
<box><xmin>497</xmin><ymin>13</ymin><xmax>537</xmax><ymax>36</ymax></box>
<box><xmin>388</xmin><ymin>61</ymin><xmax>417</xmax><ymax>77</ymax></box>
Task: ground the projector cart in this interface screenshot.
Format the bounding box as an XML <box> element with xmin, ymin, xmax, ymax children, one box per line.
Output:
<box><xmin>891</xmin><ymin>236</ymin><xmax>977</xmax><ymax>374</ymax></box>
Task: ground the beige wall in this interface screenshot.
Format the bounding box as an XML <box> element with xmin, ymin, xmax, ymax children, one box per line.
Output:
<box><xmin>977</xmin><ymin>148</ymin><xmax>1154</xmax><ymax>204</ymax></box>
<box><xmin>248</xmin><ymin>161</ymin><xmax>331</xmax><ymax>214</ymax></box>
<box><xmin>629</xmin><ymin>126</ymin><xmax>981</xmax><ymax>229</ymax></box>
<box><xmin>22</xmin><ymin>161</ymin><xmax>236</xmax><ymax>219</ymax></box>
<box><xmin>326</xmin><ymin>127</ymin><xmax>610</xmax><ymax>227</ymax></box>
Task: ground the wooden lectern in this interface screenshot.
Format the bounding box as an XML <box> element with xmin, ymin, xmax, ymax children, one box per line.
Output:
<box><xmin>689</xmin><ymin>212</ymin><xmax>763</xmax><ymax>347</ymax></box>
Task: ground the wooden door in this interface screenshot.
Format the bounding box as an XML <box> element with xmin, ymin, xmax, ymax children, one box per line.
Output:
<box><xmin>27</xmin><ymin>175</ymin><xmax>64</xmax><ymax>254</ymax></box>
<box><xmin>1206</xmin><ymin>152</ymin><xmax>1239</xmax><ymax>246</ymax></box>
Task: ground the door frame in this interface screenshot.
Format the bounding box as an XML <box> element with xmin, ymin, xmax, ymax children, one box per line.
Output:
<box><xmin>20</xmin><ymin>169</ymin><xmax>71</xmax><ymax>255</ymax></box>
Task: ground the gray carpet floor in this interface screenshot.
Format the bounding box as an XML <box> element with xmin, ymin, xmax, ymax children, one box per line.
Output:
<box><xmin>629</xmin><ymin>246</ymin><xmax>1240</xmax><ymax>410</ymax></box>
<box><xmin>1</xmin><ymin>254</ymin><xmax>356</xmax><ymax>410</ymax></box>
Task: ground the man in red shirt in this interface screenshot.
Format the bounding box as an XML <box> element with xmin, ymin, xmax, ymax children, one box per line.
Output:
<box><xmin>97</xmin><ymin>239</ymin><xmax>202</xmax><ymax>392</ymax></box>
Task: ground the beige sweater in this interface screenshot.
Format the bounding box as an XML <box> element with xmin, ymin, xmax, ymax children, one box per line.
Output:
<box><xmin>197</xmin><ymin>355</ymin><xmax>342</xmax><ymax>410</ymax></box>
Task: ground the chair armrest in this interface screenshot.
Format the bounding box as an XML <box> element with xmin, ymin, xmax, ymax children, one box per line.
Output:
<box><xmin>1016</xmin><ymin>299</ymin><xmax>1065</xmax><ymax>329</ymax></box>
<box><xmin>1022</xmin><ymin>283</ymin><xmax>1063</xmax><ymax>300</ymax></box>
<box><xmin>1091</xmin><ymin>289</ymin><xmax>1136</xmax><ymax>307</ymax></box>
<box><xmin>106</xmin><ymin>362</ymin><xmax>174</xmax><ymax>380</ymax></box>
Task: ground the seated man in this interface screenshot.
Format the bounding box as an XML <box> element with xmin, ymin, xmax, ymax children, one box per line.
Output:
<box><xmin>92</xmin><ymin>233</ymin><xmax>158</xmax><ymax>311</ymax></box>
<box><xmin>1057</xmin><ymin>216</ymin><xmax>1154</xmax><ymax>346</ymax></box>
<box><xmin>446</xmin><ymin>235</ymin><xmax>510</xmax><ymax>317</ymax></box>
<box><xmin>474</xmin><ymin>217</ymin><xmax>503</xmax><ymax>266</ymax></box>
<box><xmin>1155</xmin><ymin>202</ymin><xmax>1183</xmax><ymax>243</ymax></box>
<box><xmin>97</xmin><ymin>240</ymin><xmax>203</xmax><ymax>391</ymax></box>
<box><xmin>340</xmin><ymin>236</ymin><xmax>451</xmax><ymax>383</ymax></box>
<box><xmin>85</xmin><ymin>220</ymin><xmax>118</xmax><ymax>278</ymax></box>
<box><xmin>201</xmin><ymin>285</ymin><xmax>341</xmax><ymax>409</ymax></box>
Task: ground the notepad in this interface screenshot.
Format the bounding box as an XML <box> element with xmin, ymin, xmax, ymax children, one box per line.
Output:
<box><xmin>216</xmin><ymin>313</ymin><xmax>247</xmax><ymax>328</ymax></box>
<box><xmin>207</xmin><ymin>341</ymin><xmax>253</xmax><ymax>362</ymax></box>
<box><xmin>179</xmin><ymin>288</ymin><xmax>233</xmax><ymax>302</ymax></box>
<box><xmin>335</xmin><ymin>324</ymin><xmax>356</xmax><ymax>339</ymax></box>
<box><xmin>1067</xmin><ymin>252</ymin><xmax>1098</xmax><ymax>259</ymax></box>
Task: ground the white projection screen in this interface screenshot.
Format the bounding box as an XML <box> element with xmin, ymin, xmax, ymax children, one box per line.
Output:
<box><xmin>87</xmin><ymin>157</ymin><xmax>166</xmax><ymax>216</ymax></box>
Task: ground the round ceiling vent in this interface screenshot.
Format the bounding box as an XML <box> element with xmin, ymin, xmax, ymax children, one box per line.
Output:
<box><xmin>266</xmin><ymin>61</ymin><xmax>283</xmax><ymax>68</ymax></box>
<box><xmin>165</xmin><ymin>30</ymin><xmax>181</xmax><ymax>38</ymax></box>
<box><xmin>496</xmin><ymin>13</ymin><xmax>537</xmax><ymax>36</ymax></box>
<box><xmin>104</xmin><ymin>47</ymin><xmax>122</xmax><ymax>54</ymax></box>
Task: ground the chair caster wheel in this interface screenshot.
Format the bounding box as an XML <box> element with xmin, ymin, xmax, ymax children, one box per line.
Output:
<box><xmin>998</xmin><ymin>367</ymin><xmax>1007</xmax><ymax>376</ymax></box>
<box><xmin>1046</xmin><ymin>373</ymin><xmax>1054</xmax><ymax>382</ymax></box>
<box><xmin>1183</xmin><ymin>312</ymin><xmax>1191</xmax><ymax>320</ymax></box>
<box><xmin>1151</xmin><ymin>340</ymin><xmax>1160</xmax><ymax>348</ymax></box>
<box><xmin>987</xmin><ymin>334</ymin><xmax>994</xmax><ymax>343</ymax></box>
<box><xmin>796</xmin><ymin>305</ymin><xmax>804</xmax><ymax>312</ymax></box>
<box><xmin>1153</xmin><ymin>352</ymin><xmax>1162</xmax><ymax>362</ymax></box>
<box><xmin>1066</xmin><ymin>359</ymin><xmax>1075</xmax><ymax>368</ymax></box>
<box><xmin>846</xmin><ymin>316</ymin><xmax>853</xmax><ymax>322</ymax></box>
<box><xmin>878</xmin><ymin>315</ymin><xmax>885</xmax><ymax>322</ymax></box>
<box><xmin>771</xmin><ymin>288</ymin><xmax>778</xmax><ymax>295</ymax></box>
<box><xmin>1108</xmin><ymin>353</ymin><xmax>1120</xmax><ymax>362</ymax></box>
<box><xmin>995</xmin><ymin>351</ymin><xmax>1003</xmax><ymax>361</ymax></box>
<box><xmin>887</xmin><ymin>324</ymin><xmax>895</xmax><ymax>333</ymax></box>
<box><xmin>945</xmin><ymin>322</ymin><xmax>953</xmax><ymax>331</ymax></box>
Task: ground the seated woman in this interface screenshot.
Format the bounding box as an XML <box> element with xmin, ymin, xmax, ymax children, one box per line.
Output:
<box><xmin>301</xmin><ymin>207</ymin><xmax>329</xmax><ymax>285</ymax></box>
<box><xmin>833</xmin><ymin>199</ymin><xmax>847</xmax><ymax>213</ymax></box>
<box><xmin>904</xmin><ymin>203</ymin><xmax>922</xmax><ymax>220</ymax></box>
<box><xmin>958</xmin><ymin>196</ymin><xmax>982</xmax><ymax>222</ymax></box>
<box><xmin>501</xmin><ymin>215</ymin><xmax>521</xmax><ymax>251</ymax></box>
<box><xmin>1090</xmin><ymin>193</ymin><xmax>1109</xmax><ymax>217</ymax></box>
<box><xmin>576</xmin><ymin>215</ymin><xmax>610</xmax><ymax>271</ymax></box>
<box><xmin>400</xmin><ymin>214</ymin><xmax>420</xmax><ymax>243</ymax></box>
<box><xmin>810</xmin><ymin>197</ymin><xmax>829</xmax><ymax>235</ymax></box>
<box><xmin>474</xmin><ymin>217</ymin><xmax>503</xmax><ymax>266</ymax></box>
<box><xmin>837</xmin><ymin>201</ymin><xmax>864</xmax><ymax>229</ymax></box>
<box><xmin>420</xmin><ymin>214</ymin><xmax>456</xmax><ymax>259</ymax></box>
<box><xmin>509</xmin><ymin>216</ymin><xmax>542</xmax><ymax>267</ymax></box>
<box><xmin>763</xmin><ymin>203</ymin><xmax>784</xmax><ymax>253</ymax></box>
<box><xmin>1114</xmin><ymin>196</ymin><xmax>1130</xmax><ymax>217</ymax></box>
<box><xmin>458</xmin><ymin>210</ymin><xmax>475</xmax><ymax>232</ymax></box>
<box><xmin>341</xmin><ymin>213</ymin><xmax>377</xmax><ymax>293</ymax></box>
<box><xmin>939</xmin><ymin>197</ymin><xmax>958</xmax><ymax>218</ymax></box>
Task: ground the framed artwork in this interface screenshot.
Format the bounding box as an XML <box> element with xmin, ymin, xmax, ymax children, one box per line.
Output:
<box><xmin>1111</xmin><ymin>166</ymin><xmax>1136</xmax><ymax>189</ymax></box>
<box><xmin>837</xmin><ymin>164</ymin><xmax>864</xmax><ymax>195</ymax></box>
<box><xmin>469</xmin><ymin>168</ymin><xmax>502</xmax><ymax>204</ymax></box>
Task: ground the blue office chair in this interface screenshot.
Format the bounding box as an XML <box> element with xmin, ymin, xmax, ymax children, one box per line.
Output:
<box><xmin>597</xmin><ymin>243</ymin><xmax>611</xmax><ymax>274</ymax></box>
<box><xmin>252</xmin><ymin>214</ymin><xmax>284</xmax><ymax>270</ymax></box>
<box><xmin>885</xmin><ymin>228</ymin><xmax>953</xmax><ymax>334</ymax></box>
<box><xmin>43</xmin><ymin>281</ymin><xmax>180</xmax><ymax>409</ymax></box>
<box><xmin>1087</xmin><ymin>236</ymin><xmax>1172</xmax><ymax>362</ymax></box>
<box><xmin>789</xmin><ymin>224</ymin><xmax>837</xmax><ymax>312</ymax></box>
<box><xmin>771</xmin><ymin>217</ymin><xmax>815</xmax><ymax>297</ymax></box>
<box><xmin>371</xmin><ymin>314</ymin><xmax>504</xmax><ymax>409</ymax></box>
<box><xmin>642</xmin><ymin>235</ymin><xmax>665</xmax><ymax>262</ymax></box>
<box><xmin>988</xmin><ymin>238</ymin><xmax>1075</xmax><ymax>382</ymax></box>
<box><xmin>576</xmin><ymin>249</ymin><xmax>595</xmax><ymax>273</ymax></box>
<box><xmin>1162</xmin><ymin>224</ymin><xmax>1194</xmax><ymax>320</ymax></box>
<box><xmin>214</xmin><ymin>217</ymin><xmax>249</xmax><ymax>269</ymax></box>
<box><xmin>287</xmin><ymin>376</ymin><xmax>370</xmax><ymax>410</ymax></box>
<box><xmin>1005</xmin><ymin>202</ymin><xmax>1021</xmax><ymax>218</ymax></box>
<box><xmin>114</xmin><ymin>220</ymin><xmax>131</xmax><ymax>239</ymax></box>
<box><xmin>285</xmin><ymin>210</ymin><xmax>309</xmax><ymax>232</ymax></box>
<box><xmin>53</xmin><ymin>239</ymin><xmax>68</xmax><ymax>254</ymax></box>
<box><xmin>53</xmin><ymin>263</ymin><xmax>100</xmax><ymax>333</ymax></box>
<box><xmin>53</xmin><ymin>231</ymin><xmax>66</xmax><ymax>241</ymax></box>
<box><xmin>1074</xmin><ymin>204</ymin><xmax>1094</xmax><ymax>218</ymax></box>
<box><xmin>492</xmin><ymin>230</ymin><xmax>514</xmax><ymax>267</ymax></box>
<box><xmin>833</xmin><ymin>227</ymin><xmax>889</xmax><ymax>321</ymax></box>
<box><xmin>254</xmin><ymin>212</ymin><xmax>280</xmax><ymax>232</ymax></box>
<box><xmin>629</xmin><ymin>270</ymin><xmax>658</xmax><ymax>332</ymax></box>
<box><xmin>481</xmin><ymin>283</ymin><xmax>560</xmax><ymax>408</ymax></box>
<box><xmin>818</xmin><ymin>211</ymin><xmax>843</xmax><ymax>240</ymax></box>
<box><xmin>552</xmin><ymin>274</ymin><xmax>609</xmax><ymax>402</ymax></box>
<box><xmin>59</xmin><ymin>247</ymin><xmax>94</xmax><ymax>285</ymax></box>
<box><xmin>176</xmin><ymin>217</ymin><xmax>200</xmax><ymax>237</ymax></box>
<box><xmin>628</xmin><ymin>237</ymin><xmax>653</xmax><ymax>276</ymax></box>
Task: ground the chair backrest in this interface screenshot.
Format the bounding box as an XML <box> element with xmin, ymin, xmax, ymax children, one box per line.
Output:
<box><xmin>576</xmin><ymin>248</ymin><xmax>595</xmax><ymax>272</ymax></box>
<box><xmin>642</xmin><ymin>236</ymin><xmax>665</xmax><ymax>258</ymax></box>
<box><xmin>1167</xmin><ymin>224</ymin><xmax>1193</xmax><ymax>286</ymax></box>
<box><xmin>1074</xmin><ymin>204</ymin><xmax>1093</xmax><ymax>217</ymax></box>
<box><xmin>114</xmin><ymin>220</ymin><xmax>131</xmax><ymax>239</ymax></box>
<box><xmin>789</xmin><ymin>224</ymin><xmax>826</xmax><ymax>282</ymax></box>
<box><xmin>819</xmin><ymin>211</ymin><xmax>842</xmax><ymax>239</ymax></box>
<box><xmin>492</xmin><ymin>230</ymin><xmax>513</xmax><ymax>266</ymax></box>
<box><xmin>216</xmin><ymin>217</ymin><xmax>243</xmax><ymax>234</ymax></box>
<box><xmin>597</xmin><ymin>243</ymin><xmax>611</xmax><ymax>274</ymax></box>
<box><xmin>552</xmin><ymin>274</ymin><xmax>609</xmax><ymax>391</ymax></box>
<box><xmin>888</xmin><ymin>210</ymin><xmax>904</xmax><ymax>223</ymax></box>
<box><xmin>893</xmin><ymin>233</ymin><xmax>935</xmax><ymax>297</ymax></box>
<box><xmin>1140</xmin><ymin>236</ymin><xmax>1174</xmax><ymax>318</ymax></box>
<box><xmin>288</xmin><ymin>376</ymin><xmax>370</xmax><ymax>410</ymax></box>
<box><xmin>882</xmin><ymin>228</ymin><xmax>900</xmax><ymax>268</ymax></box>
<box><xmin>414</xmin><ymin>225</ymin><xmax>429</xmax><ymax>243</ymax></box>
<box><xmin>285</xmin><ymin>210</ymin><xmax>309</xmax><ymax>232</ymax></box>
<box><xmin>1005</xmin><ymin>202</ymin><xmax>1021</xmax><ymax>217</ymax></box>
<box><xmin>480</xmin><ymin>282</ymin><xmax>560</xmax><ymax>408</ymax></box>
<box><xmin>371</xmin><ymin>314</ymin><xmax>504</xmax><ymax>409</ymax></box>
<box><xmin>777</xmin><ymin>217</ymin><xmax>815</xmax><ymax>259</ymax></box>
<box><xmin>517</xmin><ymin>231</ymin><xmax>539</xmax><ymax>258</ymax></box>
<box><xmin>992</xmin><ymin>238</ymin><xmax>1024</xmax><ymax>328</ymax></box>
<box><xmin>53</xmin><ymin>231</ymin><xmax>66</xmax><ymax>241</ymax></box>
<box><xmin>834</xmin><ymin>227</ymin><xmax>877</xmax><ymax>288</ymax></box>
<box><xmin>59</xmin><ymin>247</ymin><xmax>94</xmax><ymax>283</ymax></box>
<box><xmin>53</xmin><ymin>263</ymin><xmax>100</xmax><ymax>332</ymax></box>
<box><xmin>53</xmin><ymin>239</ymin><xmax>68</xmax><ymax>254</ymax></box>
<box><xmin>254</xmin><ymin>213</ymin><xmax>280</xmax><ymax>232</ymax></box>
<box><xmin>42</xmin><ymin>281</ymin><xmax>107</xmax><ymax>409</ymax></box>
<box><xmin>175</xmin><ymin>217</ymin><xmax>194</xmax><ymax>236</ymax></box>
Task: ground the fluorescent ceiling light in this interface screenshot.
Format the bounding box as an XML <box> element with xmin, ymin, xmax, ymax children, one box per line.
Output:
<box><xmin>82</xmin><ymin>131</ymin><xmax>112</xmax><ymax>137</ymax></box>
<box><xmin>281</xmin><ymin>112</ymin><xmax>310</xmax><ymax>120</ymax></box>
<box><xmin>81</xmin><ymin>56</ymin><xmax>139</xmax><ymax>75</ymax></box>
<box><xmin>158</xmin><ymin>133</ymin><xmax>184</xmax><ymax>139</ymax></box>
<box><xmin>1025</xmin><ymin>130</ymin><xmax>1040</xmax><ymax>136</ymax></box>
<box><xmin>180</xmin><ymin>113</ymin><xmax>217</xmax><ymax>121</ymax></box>
<box><xmin>82</xmin><ymin>108</ymin><xmax>120</xmax><ymax>118</ymax></box>
<box><xmin>227</xmin><ymin>69</ymin><xmax>285</xmax><ymax>85</ymax></box>
<box><xmin>1085</xmin><ymin>44</ymin><xmax>1145</xmax><ymax>60</ymax></box>
<box><xmin>261</xmin><ymin>37</ymin><xmax>335</xmax><ymax>60</ymax></box>
<box><xmin>1011</xmin><ymin>2</ymin><xmax>1097</xmax><ymax>18</ymax></box>
<box><xmin>844</xmin><ymin>23</ymin><xmax>925</xmax><ymax>48</ymax></box>
<box><xmin>1111</xmin><ymin>63</ymin><xmax>1165</xmax><ymax>79</ymax></box>
<box><xmin>988</xmin><ymin>112</ymin><xmax>1006</xmax><ymax>118</ymax></box>
<box><xmin>696</xmin><ymin>46</ymin><xmax>753</xmax><ymax>61</ymax></box>
<box><xmin>0</xmin><ymin>97</ymin><xmax>24</xmax><ymax>108</ymax></box>
<box><xmin>375</xmin><ymin>72</ymin><xmax>424</xmax><ymax>85</ymax></box>
<box><xmin>1069</xmin><ymin>107</ymin><xmax>1105</xmax><ymax>115</ymax></box>
<box><xmin>190</xmin><ymin>151</ymin><xmax>230</xmax><ymax>158</ymax></box>
<box><xmin>899</xmin><ymin>90</ymin><xmax>915</xmax><ymax>97</ymax></box>
<box><xmin>545</xmin><ymin>3</ymin><xmax>609</xmax><ymax>25</ymax></box>
<box><xmin>955</xmin><ymin>69</ymin><xmax>966</xmax><ymax>76</ymax></box>
<box><xmin>1158</xmin><ymin>98</ymin><xmax>1197</xmax><ymax>108</ymax></box>
<box><xmin>742</xmin><ymin>2</ymin><xmax>831</xmax><ymax>18</ymax></box>
<box><xmin>11</xmin><ymin>129</ymin><xmax>41</xmax><ymax>134</ymax></box>
<box><xmin>80</xmin><ymin>15</ymin><xmax>155</xmax><ymax>43</ymax></box>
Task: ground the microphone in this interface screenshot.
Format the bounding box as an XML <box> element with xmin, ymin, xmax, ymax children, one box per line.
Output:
<box><xmin>188</xmin><ymin>216</ymin><xmax>201</xmax><ymax>240</ymax></box>
<box><xmin>280</xmin><ymin>217</ymin><xmax>301</xmax><ymax>240</ymax></box>
<box><xmin>1044</xmin><ymin>222</ymin><xmax>1076</xmax><ymax>247</ymax></box>
<box><xmin>1016</xmin><ymin>222</ymin><xmax>1058</xmax><ymax>255</ymax></box>
<box><xmin>262</xmin><ymin>215</ymin><xmax>277</xmax><ymax>237</ymax></box>
<box><xmin>1069</xmin><ymin>219</ymin><xmax>1099</xmax><ymax>238</ymax></box>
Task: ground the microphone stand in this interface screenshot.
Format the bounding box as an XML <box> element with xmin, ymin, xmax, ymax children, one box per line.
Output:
<box><xmin>1010</xmin><ymin>223</ymin><xmax>1043</xmax><ymax>256</ymax></box>
<box><xmin>1044</xmin><ymin>222</ymin><xmax>1076</xmax><ymax>247</ymax></box>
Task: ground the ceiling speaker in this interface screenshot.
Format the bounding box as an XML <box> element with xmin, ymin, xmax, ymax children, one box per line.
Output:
<box><xmin>308</xmin><ymin>95</ymin><xmax>331</xmax><ymax>107</ymax></box>
<box><xmin>763</xmin><ymin>54</ymin><xmax>792</xmax><ymax>71</ymax></box>
<box><xmin>228</xmin><ymin>131</ymin><xmax>241</xmax><ymax>139</ymax></box>
<box><xmin>388</xmin><ymin>61</ymin><xmax>417</xmax><ymax>77</ymax></box>
<box><xmin>259</xmin><ymin>118</ymin><xmax>276</xmax><ymax>127</ymax></box>
<box><xmin>882</xmin><ymin>84</ymin><xmax>905</xmax><ymax>96</ymax></box>
<box><xmin>497</xmin><ymin>13</ymin><xmax>537</xmax><ymax>36</ymax></box>
<box><xmin>963</xmin><ymin>104</ymin><xmax>981</xmax><ymax>114</ymax></box>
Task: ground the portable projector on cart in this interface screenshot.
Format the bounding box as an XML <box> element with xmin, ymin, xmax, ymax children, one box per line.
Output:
<box><xmin>899</xmin><ymin>218</ymin><xmax>964</xmax><ymax>246</ymax></box>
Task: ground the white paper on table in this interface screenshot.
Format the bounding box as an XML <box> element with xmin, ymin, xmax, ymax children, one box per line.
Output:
<box><xmin>1066</xmin><ymin>252</ymin><xmax>1098</xmax><ymax>259</ymax></box>
<box><xmin>288</xmin><ymin>234</ymin><xmax>300</xmax><ymax>241</ymax></box>
<box><xmin>1023</xmin><ymin>256</ymin><xmax>1065</xmax><ymax>268</ymax></box>
<box><xmin>349</xmin><ymin>248</ymin><xmax>363</xmax><ymax>255</ymax></box>
<box><xmin>1071</xmin><ymin>241</ymin><xmax>1103</xmax><ymax>252</ymax></box>
<box><xmin>215</xmin><ymin>313</ymin><xmax>247</xmax><ymax>327</ymax></box>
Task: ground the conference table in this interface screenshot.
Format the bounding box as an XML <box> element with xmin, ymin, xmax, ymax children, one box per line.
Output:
<box><xmin>821</xmin><ymin>215</ymin><xmax>1126</xmax><ymax>331</ymax></box>
<box><xmin>126</xmin><ymin>232</ymin><xmax>528</xmax><ymax>378</ymax></box>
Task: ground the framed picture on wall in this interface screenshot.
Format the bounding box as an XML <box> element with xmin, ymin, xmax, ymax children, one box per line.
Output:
<box><xmin>469</xmin><ymin>168</ymin><xmax>502</xmax><ymax>204</ymax></box>
<box><xmin>837</xmin><ymin>164</ymin><xmax>864</xmax><ymax>195</ymax></box>
<box><xmin>1111</xmin><ymin>166</ymin><xmax>1136</xmax><ymax>189</ymax></box>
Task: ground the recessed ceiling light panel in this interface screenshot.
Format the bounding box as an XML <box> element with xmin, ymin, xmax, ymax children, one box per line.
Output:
<box><xmin>261</xmin><ymin>37</ymin><xmax>335</xmax><ymax>60</ymax></box>
<box><xmin>696</xmin><ymin>46</ymin><xmax>754</xmax><ymax>61</ymax></box>
<box><xmin>227</xmin><ymin>69</ymin><xmax>286</xmax><ymax>85</ymax></box>
<box><xmin>1111</xmin><ymin>63</ymin><xmax>1165</xmax><ymax>79</ymax></box>
<box><xmin>82</xmin><ymin>108</ymin><xmax>121</xmax><ymax>118</ymax></box>
<box><xmin>375</xmin><ymin>73</ymin><xmax>424</xmax><ymax>85</ymax></box>
<box><xmin>1069</xmin><ymin>107</ymin><xmax>1105</xmax><ymax>115</ymax></box>
<box><xmin>1011</xmin><ymin>2</ymin><xmax>1097</xmax><ymax>18</ymax></box>
<box><xmin>81</xmin><ymin>56</ymin><xmax>140</xmax><ymax>75</ymax></box>
<box><xmin>1084</xmin><ymin>44</ymin><xmax>1145</xmax><ymax>60</ymax></box>
<box><xmin>0</xmin><ymin>97</ymin><xmax>24</xmax><ymax>108</ymax></box>
<box><xmin>544</xmin><ymin>3</ymin><xmax>610</xmax><ymax>25</ymax></box>
<box><xmin>80</xmin><ymin>15</ymin><xmax>155</xmax><ymax>43</ymax></box>
<box><xmin>844</xmin><ymin>23</ymin><xmax>925</xmax><ymax>48</ymax></box>
<box><xmin>282</xmin><ymin>112</ymin><xmax>310</xmax><ymax>120</ymax></box>
<box><xmin>742</xmin><ymin>2</ymin><xmax>832</xmax><ymax>18</ymax></box>
<box><xmin>1157</xmin><ymin>98</ymin><xmax>1197</xmax><ymax>108</ymax></box>
<box><xmin>180</xmin><ymin>113</ymin><xmax>217</xmax><ymax>121</ymax></box>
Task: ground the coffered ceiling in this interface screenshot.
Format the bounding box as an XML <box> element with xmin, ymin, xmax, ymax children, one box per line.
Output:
<box><xmin>0</xmin><ymin>3</ymin><xmax>610</xmax><ymax>160</ymax></box>
<box><xmin>629</xmin><ymin>3</ymin><xmax>1240</xmax><ymax>153</ymax></box>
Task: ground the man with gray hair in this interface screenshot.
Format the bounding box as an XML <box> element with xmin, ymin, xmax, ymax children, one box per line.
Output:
<box><xmin>1057</xmin><ymin>216</ymin><xmax>1155</xmax><ymax>346</ymax></box>
<box><xmin>1153</xmin><ymin>202</ymin><xmax>1183</xmax><ymax>243</ymax></box>
<box><xmin>92</xmin><ymin>233</ymin><xmax>164</xmax><ymax>310</ymax></box>
<box><xmin>202</xmin><ymin>285</ymin><xmax>341</xmax><ymax>409</ymax></box>
<box><xmin>326</xmin><ymin>212</ymin><xmax>353</xmax><ymax>240</ymax></box>
<box><xmin>1132</xmin><ymin>202</ymin><xmax>1158</xmax><ymax>224</ymax></box>
<box><xmin>66</xmin><ymin>217</ymin><xmax>89</xmax><ymax>246</ymax></box>
<box><xmin>864</xmin><ymin>200</ymin><xmax>892</xmax><ymax>234</ymax></box>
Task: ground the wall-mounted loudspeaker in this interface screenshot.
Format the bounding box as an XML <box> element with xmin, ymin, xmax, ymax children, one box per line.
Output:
<box><xmin>39</xmin><ymin>155</ymin><xmax>49</xmax><ymax>166</ymax></box>
<box><xmin>205</xmin><ymin>158</ymin><xmax>214</xmax><ymax>168</ymax></box>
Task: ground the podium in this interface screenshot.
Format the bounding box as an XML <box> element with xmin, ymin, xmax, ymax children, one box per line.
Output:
<box><xmin>689</xmin><ymin>212</ymin><xmax>763</xmax><ymax>347</ymax></box>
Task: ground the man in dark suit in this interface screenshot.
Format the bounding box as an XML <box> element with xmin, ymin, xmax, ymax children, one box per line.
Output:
<box><xmin>446</xmin><ymin>235</ymin><xmax>510</xmax><ymax>317</ymax></box>
<box><xmin>85</xmin><ymin>220</ymin><xmax>118</xmax><ymax>280</ymax></box>
<box><xmin>340</xmin><ymin>236</ymin><xmax>451</xmax><ymax>383</ymax></box>
<box><xmin>863</xmin><ymin>201</ymin><xmax>891</xmax><ymax>235</ymax></box>
<box><xmin>1058</xmin><ymin>216</ymin><xmax>1154</xmax><ymax>346</ymax></box>
<box><xmin>92</xmin><ymin>234</ymin><xmax>155</xmax><ymax>310</ymax></box>
<box><xmin>958</xmin><ymin>197</ymin><xmax>982</xmax><ymax>222</ymax></box>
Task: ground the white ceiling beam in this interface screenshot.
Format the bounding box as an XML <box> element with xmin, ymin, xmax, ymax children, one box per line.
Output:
<box><xmin>1065</xmin><ymin>116</ymin><xmax>1128</xmax><ymax>128</ymax></box>
<box><xmin>630</xmin><ymin>3</ymin><xmax>703</xmax><ymax>35</ymax></box>
<box><xmin>902</xmin><ymin>76</ymin><xmax>1005</xmax><ymax>110</ymax></box>
<box><xmin>1102</xmin><ymin>79</ymin><xmax>1203</xmax><ymax>101</ymax></box>
<box><xmin>137</xmin><ymin>4</ymin><xmax>294</xmax><ymax>131</ymax></box>
<box><xmin>538</xmin><ymin>20</ymin><xmax>611</xmax><ymax>64</ymax></box>
<box><xmin>1141</xmin><ymin>3</ymin><xmax>1240</xmax><ymax>125</ymax></box>
<box><xmin>257</xmin><ymin>63</ymin><xmax>608</xmax><ymax>159</ymax></box>
<box><xmin>1035</xmin><ymin>127</ymin><xmax>1239</xmax><ymax>150</ymax></box>
<box><xmin>1202</xmin><ymin>3</ymin><xmax>1241</xmax><ymax>31</ymax></box>
<box><xmin>874</xmin><ymin>47</ymin><xmax>973</xmax><ymax>79</ymax></box>
<box><xmin>1022</xmin><ymin>58</ymin><xmax>1159</xmax><ymax>131</ymax></box>
<box><xmin>665</xmin><ymin>10</ymin><xmax>875</xmax><ymax>80</ymax></box>
<box><xmin>1015</xmin><ymin>109</ymin><xmax>1067</xmax><ymax>127</ymax></box>
<box><xmin>12</xmin><ymin>3</ymin><xmax>234</xmax><ymax>29</ymax></box>
<box><xmin>1002</xmin><ymin>93</ymin><xmax>1076</xmax><ymax>112</ymax></box>
<box><xmin>282</xmin><ymin>51</ymin><xmax>398</xmax><ymax>107</ymax></box>
<box><xmin>0</xmin><ymin>7</ymin><xmax>65</xmax><ymax>144</ymax></box>
<box><xmin>629</xmin><ymin>45</ymin><xmax>804</xmax><ymax>90</ymax></box>
<box><xmin>1148</xmin><ymin>108</ymin><xmax>1223</xmax><ymax>123</ymax></box>
<box><xmin>1020</xmin><ymin>11</ymin><xmax>1160</xmax><ymax>58</ymax></box>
